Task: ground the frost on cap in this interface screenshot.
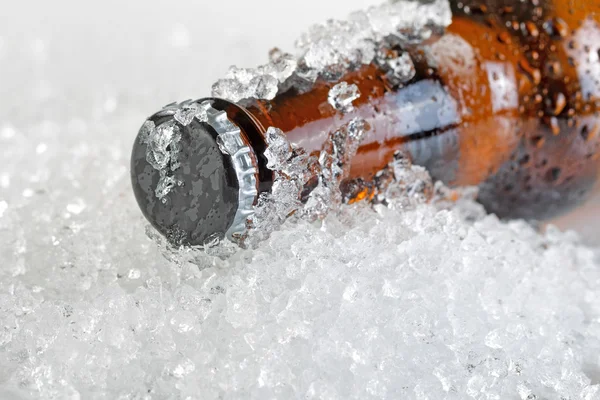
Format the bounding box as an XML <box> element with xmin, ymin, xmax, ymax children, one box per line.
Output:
<box><xmin>212</xmin><ymin>0</ymin><xmax>452</xmax><ymax>102</ymax></box>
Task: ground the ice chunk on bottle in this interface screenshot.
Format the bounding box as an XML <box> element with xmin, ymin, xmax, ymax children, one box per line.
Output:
<box><xmin>328</xmin><ymin>82</ymin><xmax>361</xmax><ymax>113</ymax></box>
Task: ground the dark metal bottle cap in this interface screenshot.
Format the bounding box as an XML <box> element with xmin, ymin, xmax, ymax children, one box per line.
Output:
<box><xmin>130</xmin><ymin>100</ymin><xmax>259</xmax><ymax>246</ymax></box>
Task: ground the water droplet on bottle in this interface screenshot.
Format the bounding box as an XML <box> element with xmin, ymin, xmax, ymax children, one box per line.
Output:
<box><xmin>498</xmin><ymin>31</ymin><xmax>512</xmax><ymax>44</ymax></box>
<box><xmin>545</xmin><ymin>60</ymin><xmax>562</xmax><ymax>77</ymax></box>
<box><xmin>531</xmin><ymin>135</ymin><xmax>546</xmax><ymax>148</ymax></box>
<box><xmin>519</xmin><ymin>59</ymin><xmax>542</xmax><ymax>85</ymax></box>
<box><xmin>470</xmin><ymin>4</ymin><xmax>488</xmax><ymax>14</ymax></box>
<box><xmin>546</xmin><ymin>92</ymin><xmax>567</xmax><ymax>116</ymax></box>
<box><xmin>581</xmin><ymin>124</ymin><xmax>600</xmax><ymax>142</ymax></box>
<box><xmin>524</xmin><ymin>21</ymin><xmax>540</xmax><ymax>38</ymax></box>
<box><xmin>546</xmin><ymin>117</ymin><xmax>561</xmax><ymax>135</ymax></box>
<box><xmin>545</xmin><ymin>167</ymin><xmax>562</xmax><ymax>182</ymax></box>
<box><xmin>543</xmin><ymin>18</ymin><xmax>569</xmax><ymax>39</ymax></box>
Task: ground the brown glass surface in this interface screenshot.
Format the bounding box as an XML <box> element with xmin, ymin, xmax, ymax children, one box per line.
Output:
<box><xmin>240</xmin><ymin>0</ymin><xmax>600</xmax><ymax>220</ymax></box>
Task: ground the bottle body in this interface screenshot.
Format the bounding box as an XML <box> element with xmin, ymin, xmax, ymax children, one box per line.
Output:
<box><xmin>239</xmin><ymin>0</ymin><xmax>600</xmax><ymax>220</ymax></box>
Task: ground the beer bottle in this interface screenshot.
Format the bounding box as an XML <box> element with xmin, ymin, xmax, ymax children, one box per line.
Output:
<box><xmin>131</xmin><ymin>0</ymin><xmax>600</xmax><ymax>246</ymax></box>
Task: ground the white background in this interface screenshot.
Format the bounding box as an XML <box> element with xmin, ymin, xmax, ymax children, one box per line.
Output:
<box><xmin>0</xmin><ymin>0</ymin><xmax>379</xmax><ymax>104</ymax></box>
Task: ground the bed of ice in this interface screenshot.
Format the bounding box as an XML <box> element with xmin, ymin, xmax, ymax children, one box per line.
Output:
<box><xmin>2</xmin><ymin>0</ymin><xmax>600</xmax><ymax>399</ymax></box>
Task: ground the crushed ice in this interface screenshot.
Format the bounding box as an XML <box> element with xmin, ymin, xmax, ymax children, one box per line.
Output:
<box><xmin>4</xmin><ymin>0</ymin><xmax>600</xmax><ymax>398</ymax></box>
<box><xmin>243</xmin><ymin>118</ymin><xmax>444</xmax><ymax>248</ymax></box>
<box><xmin>139</xmin><ymin>120</ymin><xmax>182</xmax><ymax>202</ymax></box>
<box><xmin>173</xmin><ymin>102</ymin><xmax>208</xmax><ymax>126</ymax></box>
<box><xmin>212</xmin><ymin>58</ymin><xmax>296</xmax><ymax>102</ymax></box>
<box><xmin>211</xmin><ymin>0</ymin><xmax>451</xmax><ymax>102</ymax></box>
<box><xmin>382</xmin><ymin>51</ymin><xmax>416</xmax><ymax>84</ymax></box>
<box><xmin>233</xmin><ymin>0</ymin><xmax>451</xmax><ymax>244</ymax></box>
<box><xmin>263</xmin><ymin>127</ymin><xmax>292</xmax><ymax>169</ymax></box>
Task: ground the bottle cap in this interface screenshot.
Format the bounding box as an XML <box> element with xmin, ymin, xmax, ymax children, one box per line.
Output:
<box><xmin>130</xmin><ymin>100</ymin><xmax>259</xmax><ymax>246</ymax></box>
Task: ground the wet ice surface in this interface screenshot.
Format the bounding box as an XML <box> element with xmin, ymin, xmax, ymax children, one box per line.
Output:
<box><xmin>2</xmin><ymin>0</ymin><xmax>600</xmax><ymax>399</ymax></box>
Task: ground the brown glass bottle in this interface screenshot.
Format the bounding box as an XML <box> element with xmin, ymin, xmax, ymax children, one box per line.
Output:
<box><xmin>131</xmin><ymin>0</ymin><xmax>600</xmax><ymax>246</ymax></box>
<box><xmin>235</xmin><ymin>0</ymin><xmax>600</xmax><ymax>221</ymax></box>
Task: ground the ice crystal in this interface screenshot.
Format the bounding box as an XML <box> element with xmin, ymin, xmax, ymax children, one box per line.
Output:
<box><xmin>303</xmin><ymin>118</ymin><xmax>369</xmax><ymax>219</ymax></box>
<box><xmin>139</xmin><ymin>120</ymin><xmax>182</xmax><ymax>201</ymax></box>
<box><xmin>216</xmin><ymin>132</ymin><xmax>241</xmax><ymax>156</ymax></box>
<box><xmin>212</xmin><ymin>65</ymin><xmax>285</xmax><ymax>102</ymax></box>
<box><xmin>249</xmin><ymin>75</ymin><xmax>279</xmax><ymax>100</ymax></box>
<box><xmin>173</xmin><ymin>101</ymin><xmax>209</xmax><ymax>126</ymax></box>
<box><xmin>174</xmin><ymin>103</ymin><xmax>199</xmax><ymax>126</ymax></box>
<box><xmin>386</xmin><ymin>51</ymin><xmax>416</xmax><ymax>83</ymax></box>
<box><xmin>328</xmin><ymin>82</ymin><xmax>361</xmax><ymax>113</ymax></box>
<box><xmin>263</xmin><ymin>127</ymin><xmax>292</xmax><ymax>169</ymax></box>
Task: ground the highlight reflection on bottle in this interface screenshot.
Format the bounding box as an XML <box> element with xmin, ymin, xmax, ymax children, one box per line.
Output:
<box><xmin>131</xmin><ymin>0</ymin><xmax>600</xmax><ymax>246</ymax></box>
